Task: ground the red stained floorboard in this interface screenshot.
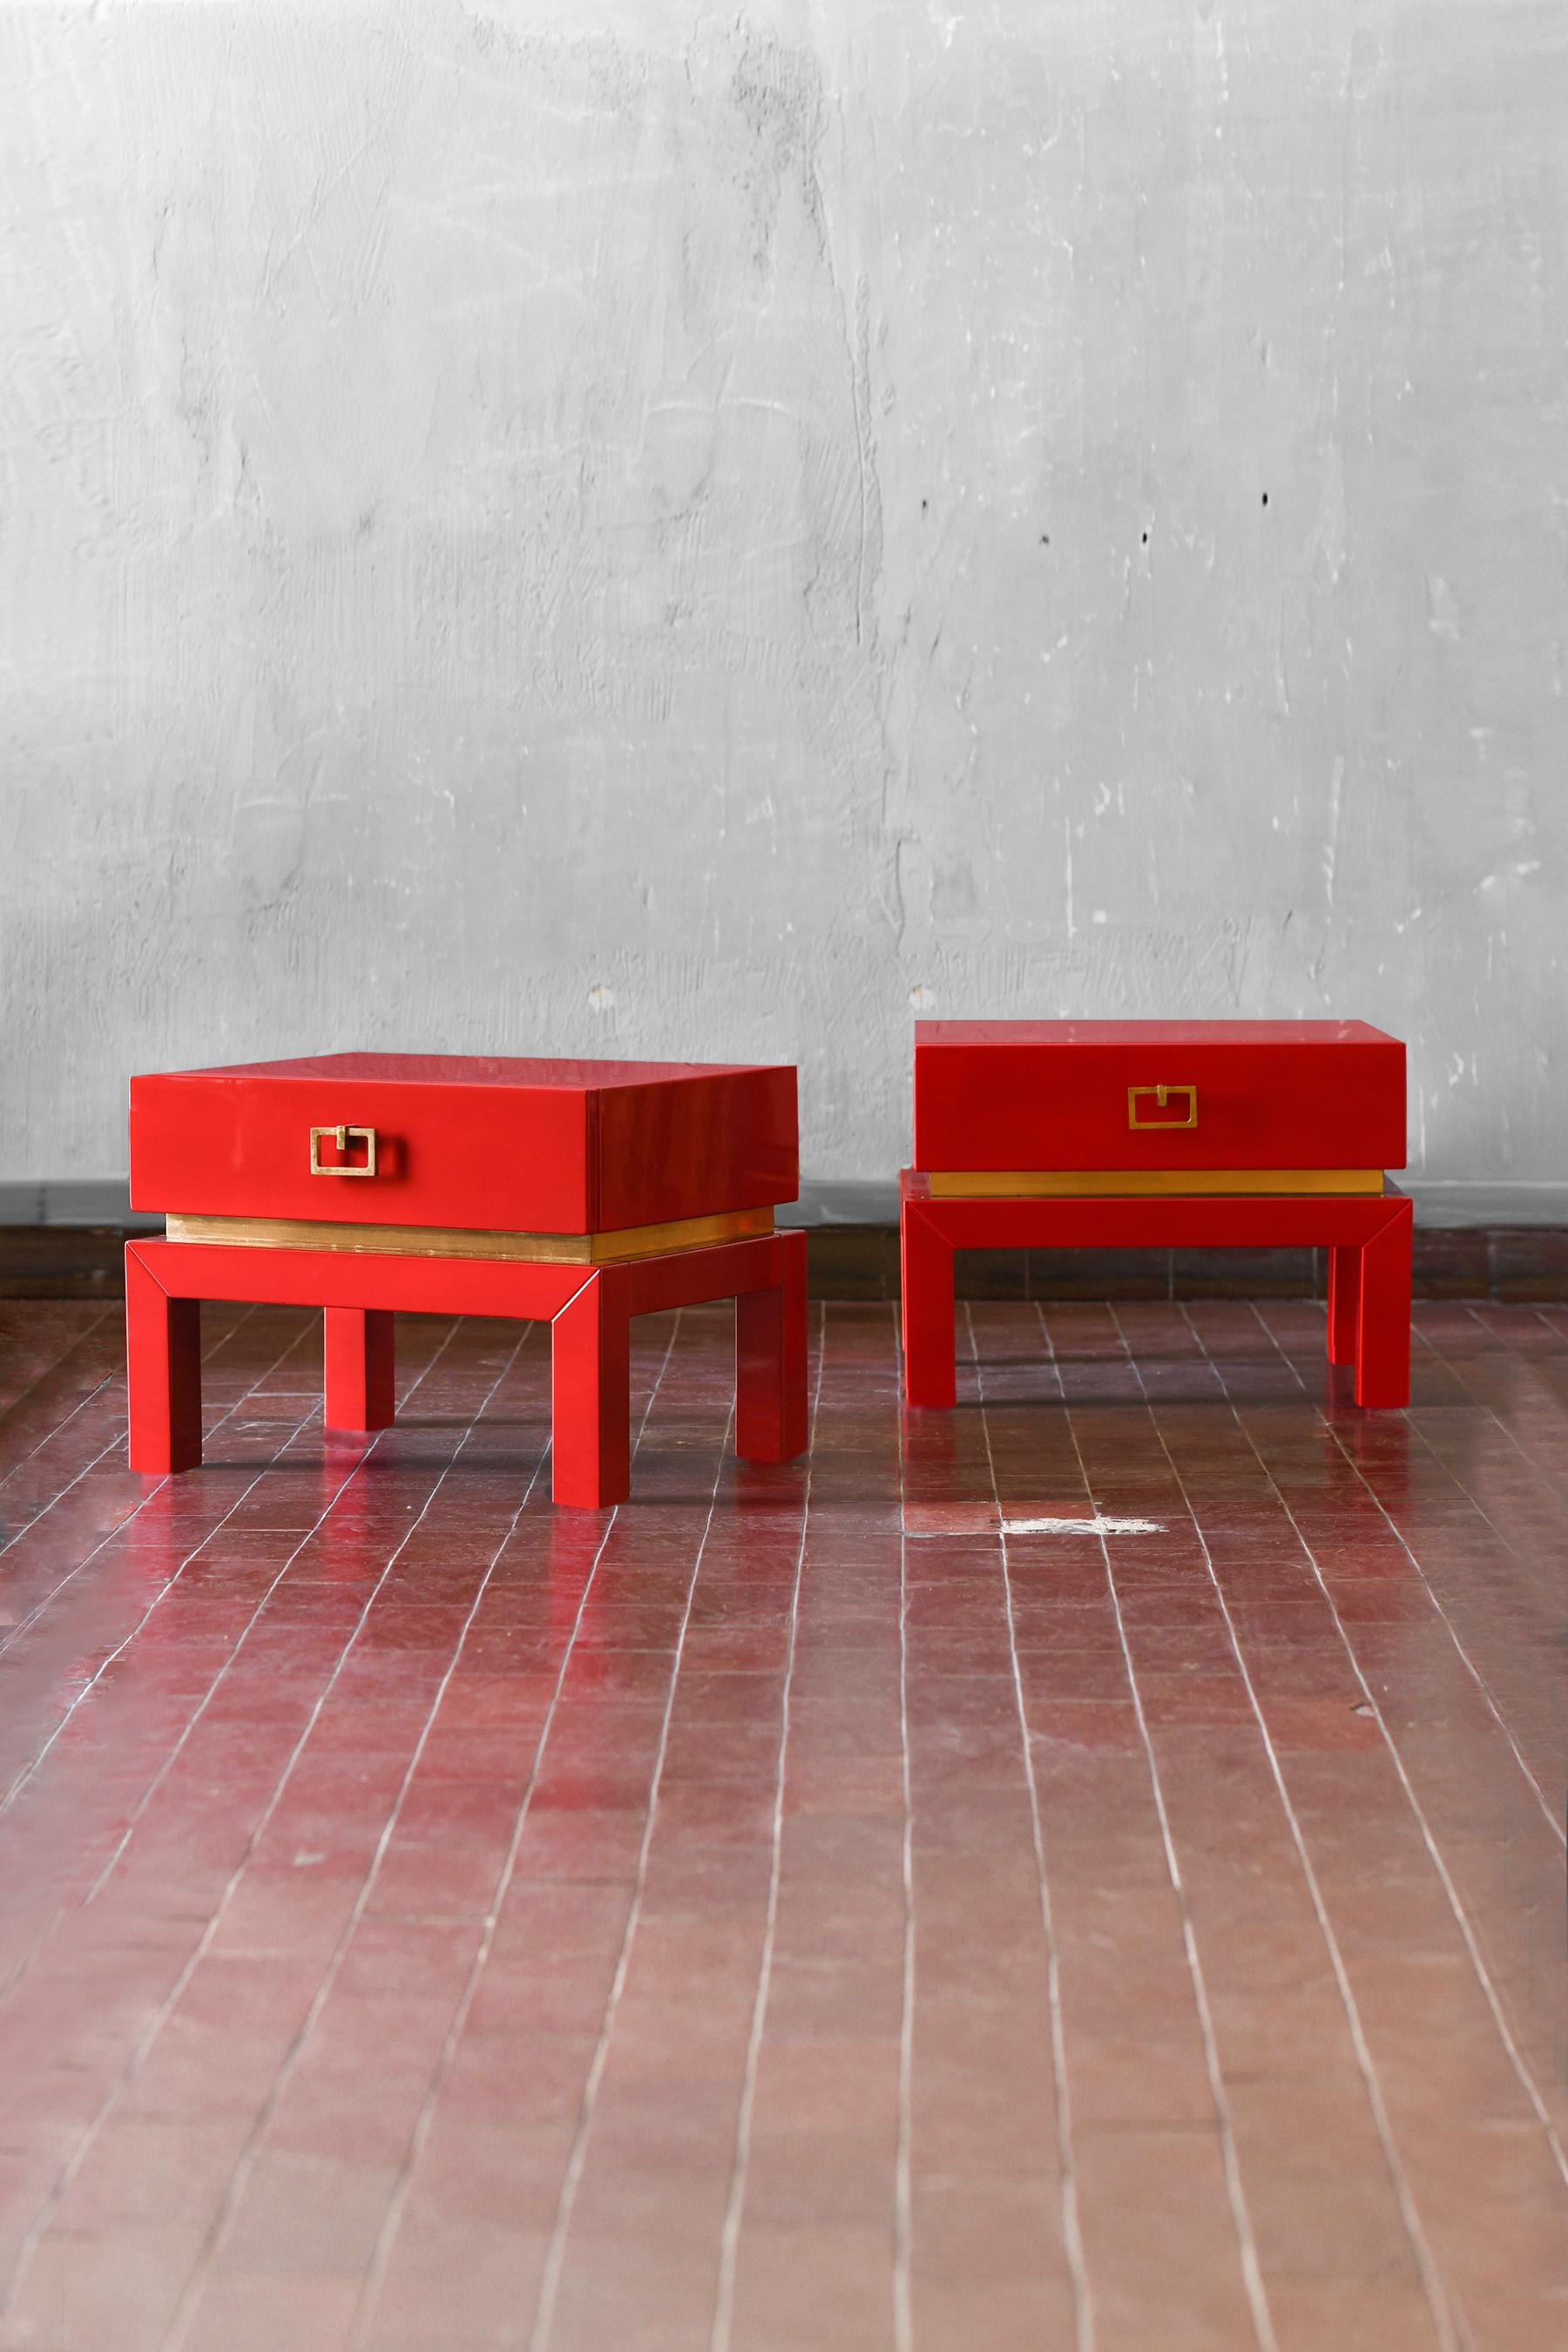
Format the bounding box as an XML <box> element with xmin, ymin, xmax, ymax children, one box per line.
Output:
<box><xmin>0</xmin><ymin>1298</ymin><xmax>1564</xmax><ymax>2351</ymax></box>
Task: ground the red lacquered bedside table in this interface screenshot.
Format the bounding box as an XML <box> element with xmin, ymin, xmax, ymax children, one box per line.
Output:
<box><xmin>125</xmin><ymin>1054</ymin><xmax>806</xmax><ymax>1506</ymax></box>
<box><xmin>902</xmin><ymin>1020</ymin><xmax>1411</xmax><ymax>1409</ymax></box>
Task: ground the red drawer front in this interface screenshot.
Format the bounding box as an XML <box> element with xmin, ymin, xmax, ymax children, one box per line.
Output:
<box><xmin>130</xmin><ymin>1054</ymin><xmax>798</xmax><ymax>1233</ymax></box>
<box><xmin>913</xmin><ymin>1021</ymin><xmax>1405</xmax><ymax>1172</ymax></box>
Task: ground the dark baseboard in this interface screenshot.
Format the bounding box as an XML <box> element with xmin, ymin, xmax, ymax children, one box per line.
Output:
<box><xmin>3</xmin><ymin>1223</ymin><xmax>1566</xmax><ymax>1305</ymax></box>
<box><xmin>0</xmin><ymin>1227</ymin><xmax>152</xmax><ymax>1301</ymax></box>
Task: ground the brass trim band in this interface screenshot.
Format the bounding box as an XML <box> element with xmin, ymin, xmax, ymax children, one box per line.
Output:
<box><xmin>925</xmin><ymin>1169</ymin><xmax>1385</xmax><ymax>1200</ymax></box>
<box><xmin>164</xmin><ymin>1204</ymin><xmax>775</xmax><ymax>1264</ymax></box>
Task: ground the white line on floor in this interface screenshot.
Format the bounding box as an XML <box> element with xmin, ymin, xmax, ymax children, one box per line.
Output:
<box><xmin>1002</xmin><ymin>1516</ymin><xmax>1166</xmax><ymax>1537</ymax></box>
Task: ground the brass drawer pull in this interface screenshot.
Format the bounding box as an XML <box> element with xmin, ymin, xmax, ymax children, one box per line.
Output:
<box><xmin>309</xmin><ymin>1124</ymin><xmax>378</xmax><ymax>1177</ymax></box>
<box><xmin>1127</xmin><ymin>1085</ymin><xmax>1197</xmax><ymax>1131</ymax></box>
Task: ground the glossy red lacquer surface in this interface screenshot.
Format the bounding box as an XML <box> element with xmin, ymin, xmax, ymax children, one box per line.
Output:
<box><xmin>913</xmin><ymin>1018</ymin><xmax>1406</xmax><ymax>1172</ymax></box>
<box><xmin>900</xmin><ymin>1173</ymin><xmax>1413</xmax><ymax>1409</ymax></box>
<box><xmin>125</xmin><ymin>1230</ymin><xmax>808</xmax><ymax>1508</ymax></box>
<box><xmin>130</xmin><ymin>1054</ymin><xmax>798</xmax><ymax>1233</ymax></box>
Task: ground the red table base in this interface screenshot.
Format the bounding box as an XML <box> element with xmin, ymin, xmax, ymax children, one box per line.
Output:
<box><xmin>899</xmin><ymin>1174</ymin><xmax>1412</xmax><ymax>1409</ymax></box>
<box><xmin>125</xmin><ymin>1229</ymin><xmax>808</xmax><ymax>1508</ymax></box>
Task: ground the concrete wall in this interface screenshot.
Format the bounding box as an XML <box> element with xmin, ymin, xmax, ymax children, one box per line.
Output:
<box><xmin>4</xmin><ymin>0</ymin><xmax>1565</xmax><ymax>1211</ymax></box>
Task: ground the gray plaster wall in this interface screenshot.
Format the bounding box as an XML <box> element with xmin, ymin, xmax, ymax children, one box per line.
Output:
<box><xmin>3</xmin><ymin>0</ymin><xmax>1565</xmax><ymax>1209</ymax></box>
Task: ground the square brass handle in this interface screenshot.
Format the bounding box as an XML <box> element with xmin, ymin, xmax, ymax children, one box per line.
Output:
<box><xmin>1127</xmin><ymin>1085</ymin><xmax>1197</xmax><ymax>1131</ymax></box>
<box><xmin>309</xmin><ymin>1124</ymin><xmax>378</xmax><ymax>1177</ymax></box>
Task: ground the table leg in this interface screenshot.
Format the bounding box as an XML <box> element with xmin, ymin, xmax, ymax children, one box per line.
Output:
<box><xmin>125</xmin><ymin>1245</ymin><xmax>203</xmax><ymax>1475</ymax></box>
<box><xmin>1327</xmin><ymin>1245</ymin><xmax>1361</xmax><ymax>1368</ymax></box>
<box><xmin>551</xmin><ymin>1269</ymin><xmax>632</xmax><ymax>1508</ymax></box>
<box><xmin>901</xmin><ymin>1206</ymin><xmax>957</xmax><ymax>1408</ymax></box>
<box><xmin>736</xmin><ymin>1229</ymin><xmax>808</xmax><ymax>1462</ymax></box>
<box><xmin>323</xmin><ymin>1308</ymin><xmax>397</xmax><ymax>1431</ymax></box>
<box><xmin>1355</xmin><ymin>1207</ymin><xmax>1412</xmax><ymax>1408</ymax></box>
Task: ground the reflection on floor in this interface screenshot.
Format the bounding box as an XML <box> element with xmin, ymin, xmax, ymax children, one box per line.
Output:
<box><xmin>0</xmin><ymin>1296</ymin><xmax>1564</xmax><ymax>2352</ymax></box>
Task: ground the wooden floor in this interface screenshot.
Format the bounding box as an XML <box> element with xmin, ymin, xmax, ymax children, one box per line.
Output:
<box><xmin>0</xmin><ymin>1297</ymin><xmax>1564</xmax><ymax>2351</ymax></box>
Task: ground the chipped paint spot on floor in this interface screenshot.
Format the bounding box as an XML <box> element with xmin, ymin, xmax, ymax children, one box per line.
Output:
<box><xmin>1002</xmin><ymin>1515</ymin><xmax>1167</xmax><ymax>1536</ymax></box>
